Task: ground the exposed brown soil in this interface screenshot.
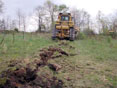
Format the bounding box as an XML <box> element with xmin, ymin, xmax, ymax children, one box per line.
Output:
<box><xmin>0</xmin><ymin>46</ymin><xmax>71</xmax><ymax>88</ymax></box>
<box><xmin>0</xmin><ymin>67</ymin><xmax>63</xmax><ymax>88</ymax></box>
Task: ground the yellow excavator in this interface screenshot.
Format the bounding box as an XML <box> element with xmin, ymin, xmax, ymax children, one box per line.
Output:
<box><xmin>52</xmin><ymin>13</ymin><xmax>79</xmax><ymax>41</ymax></box>
<box><xmin>108</xmin><ymin>29</ymin><xmax>116</xmax><ymax>38</ymax></box>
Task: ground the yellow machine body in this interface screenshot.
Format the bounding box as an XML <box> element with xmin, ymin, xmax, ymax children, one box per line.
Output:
<box><xmin>53</xmin><ymin>13</ymin><xmax>79</xmax><ymax>40</ymax></box>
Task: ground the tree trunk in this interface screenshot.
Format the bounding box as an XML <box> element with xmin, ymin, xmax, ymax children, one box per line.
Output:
<box><xmin>51</xmin><ymin>14</ymin><xmax>54</xmax><ymax>31</ymax></box>
<box><xmin>23</xmin><ymin>25</ymin><xmax>25</xmax><ymax>40</ymax></box>
<box><xmin>0</xmin><ymin>24</ymin><xmax>6</xmax><ymax>45</ymax></box>
<box><xmin>0</xmin><ymin>33</ymin><xmax>6</xmax><ymax>45</ymax></box>
<box><xmin>13</xmin><ymin>32</ymin><xmax>15</xmax><ymax>43</ymax></box>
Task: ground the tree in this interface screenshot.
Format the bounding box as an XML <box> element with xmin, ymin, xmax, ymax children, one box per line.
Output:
<box><xmin>11</xmin><ymin>20</ymin><xmax>16</xmax><ymax>43</ymax></box>
<box><xmin>111</xmin><ymin>11</ymin><xmax>117</xmax><ymax>33</ymax></box>
<box><xmin>44</xmin><ymin>0</ymin><xmax>58</xmax><ymax>30</ymax></box>
<box><xmin>70</xmin><ymin>8</ymin><xmax>79</xmax><ymax>26</ymax></box>
<box><xmin>113</xmin><ymin>20</ymin><xmax>117</xmax><ymax>32</ymax></box>
<box><xmin>71</xmin><ymin>9</ymin><xmax>91</xmax><ymax>31</ymax></box>
<box><xmin>22</xmin><ymin>13</ymin><xmax>26</xmax><ymax>39</ymax></box>
<box><xmin>35</xmin><ymin>6</ymin><xmax>45</xmax><ymax>32</ymax></box>
<box><xmin>0</xmin><ymin>0</ymin><xmax>3</xmax><ymax>13</ymax></box>
<box><xmin>6</xmin><ymin>16</ymin><xmax>10</xmax><ymax>30</ymax></box>
<box><xmin>58</xmin><ymin>4</ymin><xmax>68</xmax><ymax>13</ymax></box>
<box><xmin>16</xmin><ymin>9</ymin><xmax>22</xmax><ymax>31</ymax></box>
<box><xmin>0</xmin><ymin>19</ymin><xmax>6</xmax><ymax>45</ymax></box>
<box><xmin>96</xmin><ymin>11</ymin><xmax>109</xmax><ymax>34</ymax></box>
<box><xmin>96</xmin><ymin>11</ymin><xmax>104</xmax><ymax>33</ymax></box>
<box><xmin>44</xmin><ymin>1</ymin><xmax>69</xmax><ymax>31</ymax></box>
<box><xmin>0</xmin><ymin>0</ymin><xmax>3</xmax><ymax>31</ymax></box>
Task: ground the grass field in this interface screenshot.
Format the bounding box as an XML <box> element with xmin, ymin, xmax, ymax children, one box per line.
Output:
<box><xmin>0</xmin><ymin>33</ymin><xmax>117</xmax><ymax>88</ymax></box>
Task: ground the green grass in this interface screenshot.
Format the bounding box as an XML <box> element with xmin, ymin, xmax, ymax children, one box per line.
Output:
<box><xmin>0</xmin><ymin>33</ymin><xmax>57</xmax><ymax>60</ymax></box>
<box><xmin>72</xmin><ymin>36</ymin><xmax>117</xmax><ymax>61</ymax></box>
<box><xmin>0</xmin><ymin>33</ymin><xmax>117</xmax><ymax>88</ymax></box>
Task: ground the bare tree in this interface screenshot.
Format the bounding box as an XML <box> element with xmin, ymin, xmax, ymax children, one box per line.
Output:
<box><xmin>71</xmin><ymin>9</ymin><xmax>91</xmax><ymax>31</ymax></box>
<box><xmin>0</xmin><ymin>0</ymin><xmax>3</xmax><ymax>14</ymax></box>
<box><xmin>70</xmin><ymin>8</ymin><xmax>79</xmax><ymax>26</ymax></box>
<box><xmin>11</xmin><ymin>20</ymin><xmax>16</xmax><ymax>43</ymax></box>
<box><xmin>4</xmin><ymin>16</ymin><xmax>11</xmax><ymax>30</ymax></box>
<box><xmin>6</xmin><ymin>16</ymin><xmax>10</xmax><ymax>30</ymax></box>
<box><xmin>111</xmin><ymin>11</ymin><xmax>117</xmax><ymax>32</ymax></box>
<box><xmin>113</xmin><ymin>20</ymin><xmax>117</xmax><ymax>32</ymax></box>
<box><xmin>0</xmin><ymin>19</ymin><xmax>6</xmax><ymax>45</ymax></box>
<box><xmin>87</xmin><ymin>14</ymin><xmax>91</xmax><ymax>30</ymax></box>
<box><xmin>0</xmin><ymin>0</ymin><xmax>3</xmax><ymax>31</ymax></box>
<box><xmin>96</xmin><ymin>11</ymin><xmax>104</xmax><ymax>33</ymax></box>
<box><xmin>44</xmin><ymin>0</ymin><xmax>58</xmax><ymax>30</ymax></box>
<box><xmin>35</xmin><ymin>6</ymin><xmax>45</xmax><ymax>32</ymax></box>
<box><xmin>16</xmin><ymin>9</ymin><xmax>22</xmax><ymax>31</ymax></box>
<box><xmin>22</xmin><ymin>13</ymin><xmax>26</xmax><ymax>39</ymax></box>
<box><xmin>96</xmin><ymin>11</ymin><xmax>109</xmax><ymax>34</ymax></box>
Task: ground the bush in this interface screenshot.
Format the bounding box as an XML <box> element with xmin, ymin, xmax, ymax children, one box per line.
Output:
<box><xmin>77</xmin><ymin>32</ymin><xmax>86</xmax><ymax>40</ymax></box>
<box><xmin>107</xmin><ymin>36</ymin><xmax>112</xmax><ymax>43</ymax></box>
<box><xmin>102</xmin><ymin>28</ymin><xmax>108</xmax><ymax>35</ymax></box>
<box><xmin>83</xmin><ymin>29</ymin><xmax>95</xmax><ymax>36</ymax></box>
<box><xmin>14</xmin><ymin>28</ymin><xmax>19</xmax><ymax>32</ymax></box>
<box><xmin>109</xmin><ymin>32</ymin><xmax>117</xmax><ymax>39</ymax></box>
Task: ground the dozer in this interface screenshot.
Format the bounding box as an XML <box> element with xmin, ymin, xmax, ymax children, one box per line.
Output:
<box><xmin>52</xmin><ymin>13</ymin><xmax>79</xmax><ymax>41</ymax></box>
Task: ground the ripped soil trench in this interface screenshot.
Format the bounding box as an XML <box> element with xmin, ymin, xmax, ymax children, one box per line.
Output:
<box><xmin>0</xmin><ymin>42</ymin><xmax>75</xmax><ymax>88</ymax></box>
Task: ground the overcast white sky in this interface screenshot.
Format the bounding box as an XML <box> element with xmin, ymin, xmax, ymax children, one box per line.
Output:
<box><xmin>61</xmin><ymin>0</ymin><xmax>117</xmax><ymax>16</ymax></box>
<box><xmin>3</xmin><ymin>0</ymin><xmax>117</xmax><ymax>17</ymax></box>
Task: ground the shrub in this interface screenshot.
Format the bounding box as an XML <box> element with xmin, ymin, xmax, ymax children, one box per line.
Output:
<box><xmin>14</xmin><ymin>28</ymin><xmax>19</xmax><ymax>32</ymax></box>
<box><xmin>102</xmin><ymin>28</ymin><xmax>108</xmax><ymax>35</ymax></box>
<box><xmin>83</xmin><ymin>28</ymin><xmax>95</xmax><ymax>36</ymax></box>
<box><xmin>107</xmin><ymin>36</ymin><xmax>112</xmax><ymax>43</ymax></box>
<box><xmin>77</xmin><ymin>32</ymin><xmax>86</xmax><ymax>40</ymax></box>
<box><xmin>109</xmin><ymin>32</ymin><xmax>117</xmax><ymax>39</ymax></box>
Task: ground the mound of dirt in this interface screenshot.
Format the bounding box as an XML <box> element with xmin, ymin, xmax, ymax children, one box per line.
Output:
<box><xmin>0</xmin><ymin>46</ymin><xmax>69</xmax><ymax>88</ymax></box>
<box><xmin>0</xmin><ymin>44</ymin><xmax>77</xmax><ymax>88</ymax></box>
<box><xmin>48</xmin><ymin>63</ymin><xmax>62</xmax><ymax>71</ymax></box>
<box><xmin>0</xmin><ymin>66</ymin><xmax>63</xmax><ymax>88</ymax></box>
<box><xmin>39</xmin><ymin>47</ymin><xmax>69</xmax><ymax>65</ymax></box>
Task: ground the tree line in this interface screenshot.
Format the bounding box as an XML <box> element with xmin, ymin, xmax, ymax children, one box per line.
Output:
<box><xmin>0</xmin><ymin>0</ymin><xmax>117</xmax><ymax>35</ymax></box>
